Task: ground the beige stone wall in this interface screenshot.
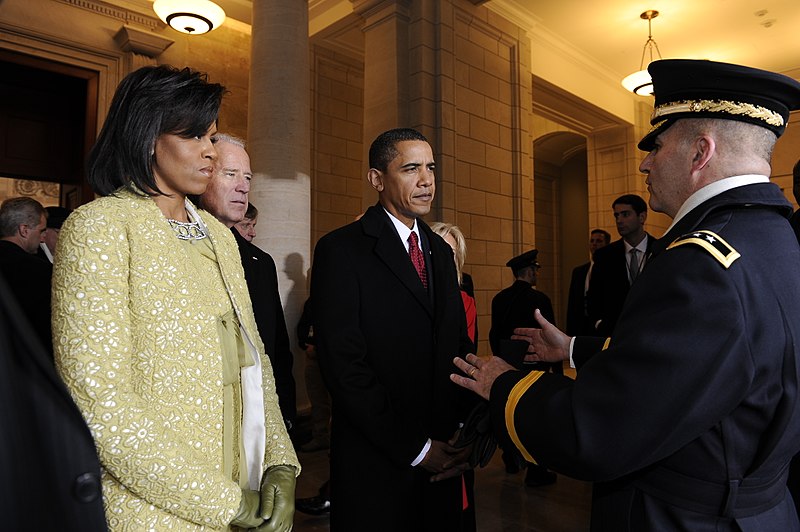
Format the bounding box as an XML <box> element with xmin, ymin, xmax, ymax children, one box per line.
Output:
<box><xmin>309</xmin><ymin>45</ymin><xmax>365</xmax><ymax>245</ymax></box>
<box><xmin>160</xmin><ymin>25</ymin><xmax>253</xmax><ymax>140</ymax></box>
<box><xmin>772</xmin><ymin>110</ymin><xmax>800</xmax><ymax>208</ymax></box>
<box><xmin>437</xmin><ymin>2</ymin><xmax>533</xmax><ymax>356</ymax></box>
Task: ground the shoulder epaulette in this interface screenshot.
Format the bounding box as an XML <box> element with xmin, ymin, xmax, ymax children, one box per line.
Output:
<box><xmin>666</xmin><ymin>230</ymin><xmax>740</xmax><ymax>268</ymax></box>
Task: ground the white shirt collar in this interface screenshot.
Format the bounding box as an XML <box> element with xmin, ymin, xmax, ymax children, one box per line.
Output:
<box><xmin>623</xmin><ymin>234</ymin><xmax>648</xmax><ymax>254</ymax></box>
<box><xmin>666</xmin><ymin>175</ymin><xmax>769</xmax><ymax>233</ymax></box>
<box><xmin>383</xmin><ymin>207</ymin><xmax>420</xmax><ymax>252</ymax></box>
<box><xmin>39</xmin><ymin>242</ymin><xmax>54</xmax><ymax>263</ymax></box>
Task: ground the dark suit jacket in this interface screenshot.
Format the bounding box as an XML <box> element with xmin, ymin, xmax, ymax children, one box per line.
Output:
<box><xmin>790</xmin><ymin>209</ymin><xmax>800</xmax><ymax>243</ymax></box>
<box><xmin>231</xmin><ymin>228</ymin><xmax>296</xmax><ymax>425</ymax></box>
<box><xmin>311</xmin><ymin>205</ymin><xmax>473</xmax><ymax>532</ymax></box>
<box><xmin>0</xmin><ymin>240</ymin><xmax>53</xmax><ymax>354</ymax></box>
<box><xmin>565</xmin><ymin>261</ymin><xmax>591</xmax><ymax>336</ymax></box>
<box><xmin>586</xmin><ymin>235</ymin><xmax>654</xmax><ymax>336</ymax></box>
<box><xmin>0</xmin><ymin>271</ymin><xmax>106</xmax><ymax>531</ymax></box>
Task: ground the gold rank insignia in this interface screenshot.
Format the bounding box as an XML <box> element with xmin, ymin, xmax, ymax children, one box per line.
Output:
<box><xmin>666</xmin><ymin>230</ymin><xmax>741</xmax><ymax>268</ymax></box>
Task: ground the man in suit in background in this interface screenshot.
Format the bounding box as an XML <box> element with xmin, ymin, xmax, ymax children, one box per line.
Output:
<box><xmin>311</xmin><ymin>128</ymin><xmax>474</xmax><ymax>532</ymax></box>
<box><xmin>0</xmin><ymin>197</ymin><xmax>53</xmax><ymax>354</ymax></box>
<box><xmin>565</xmin><ymin>229</ymin><xmax>610</xmax><ymax>336</ymax></box>
<box><xmin>199</xmin><ymin>134</ymin><xmax>297</xmax><ymax>430</ymax></box>
<box><xmin>233</xmin><ymin>202</ymin><xmax>259</xmax><ymax>243</ymax></box>
<box><xmin>587</xmin><ymin>194</ymin><xmax>653</xmax><ymax>336</ymax></box>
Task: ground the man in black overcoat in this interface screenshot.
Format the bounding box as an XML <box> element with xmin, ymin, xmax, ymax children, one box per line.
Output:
<box><xmin>453</xmin><ymin>59</ymin><xmax>800</xmax><ymax>531</ymax></box>
<box><xmin>0</xmin><ymin>269</ymin><xmax>107</xmax><ymax>531</ymax></box>
<box><xmin>0</xmin><ymin>197</ymin><xmax>53</xmax><ymax>354</ymax></box>
<box><xmin>198</xmin><ymin>134</ymin><xmax>296</xmax><ymax>428</ymax></box>
<box><xmin>311</xmin><ymin>128</ymin><xmax>474</xmax><ymax>531</ymax></box>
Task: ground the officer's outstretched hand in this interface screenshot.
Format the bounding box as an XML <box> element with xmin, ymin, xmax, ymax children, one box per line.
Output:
<box><xmin>255</xmin><ymin>465</ymin><xmax>296</xmax><ymax>532</ymax></box>
<box><xmin>451</xmin><ymin>353</ymin><xmax>514</xmax><ymax>401</ymax></box>
<box><xmin>512</xmin><ymin>308</ymin><xmax>571</xmax><ymax>363</ymax></box>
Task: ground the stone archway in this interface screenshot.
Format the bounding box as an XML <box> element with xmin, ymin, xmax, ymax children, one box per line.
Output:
<box><xmin>533</xmin><ymin>131</ymin><xmax>587</xmax><ymax>328</ymax></box>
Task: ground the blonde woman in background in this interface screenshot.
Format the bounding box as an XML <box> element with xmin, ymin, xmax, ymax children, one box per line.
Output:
<box><xmin>431</xmin><ymin>222</ymin><xmax>476</xmax><ymax>346</ymax></box>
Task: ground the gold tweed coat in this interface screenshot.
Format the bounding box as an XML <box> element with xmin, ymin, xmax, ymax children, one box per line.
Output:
<box><xmin>52</xmin><ymin>191</ymin><xmax>299</xmax><ymax>530</ymax></box>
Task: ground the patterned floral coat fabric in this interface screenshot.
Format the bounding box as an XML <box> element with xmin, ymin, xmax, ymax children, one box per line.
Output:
<box><xmin>52</xmin><ymin>191</ymin><xmax>299</xmax><ymax>530</ymax></box>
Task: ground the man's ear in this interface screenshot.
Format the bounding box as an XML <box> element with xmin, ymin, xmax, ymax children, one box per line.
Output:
<box><xmin>691</xmin><ymin>135</ymin><xmax>715</xmax><ymax>172</ymax></box>
<box><xmin>18</xmin><ymin>224</ymin><xmax>29</xmax><ymax>238</ymax></box>
<box><xmin>367</xmin><ymin>168</ymin><xmax>384</xmax><ymax>192</ymax></box>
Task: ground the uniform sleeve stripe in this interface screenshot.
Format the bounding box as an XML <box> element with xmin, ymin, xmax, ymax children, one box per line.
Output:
<box><xmin>505</xmin><ymin>370</ymin><xmax>545</xmax><ymax>464</ymax></box>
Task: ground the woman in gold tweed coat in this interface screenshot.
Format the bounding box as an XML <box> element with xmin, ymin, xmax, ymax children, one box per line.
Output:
<box><xmin>52</xmin><ymin>66</ymin><xmax>299</xmax><ymax>531</ymax></box>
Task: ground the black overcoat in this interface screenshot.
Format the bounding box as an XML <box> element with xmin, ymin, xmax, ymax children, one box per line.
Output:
<box><xmin>491</xmin><ymin>183</ymin><xmax>800</xmax><ymax>530</ymax></box>
<box><xmin>0</xmin><ymin>240</ymin><xmax>52</xmax><ymax>353</ymax></box>
<box><xmin>586</xmin><ymin>235</ymin><xmax>654</xmax><ymax>336</ymax></box>
<box><xmin>311</xmin><ymin>205</ymin><xmax>472</xmax><ymax>531</ymax></box>
<box><xmin>0</xmin><ymin>271</ymin><xmax>107</xmax><ymax>531</ymax></box>
<box><xmin>565</xmin><ymin>261</ymin><xmax>591</xmax><ymax>336</ymax></box>
<box><xmin>231</xmin><ymin>228</ymin><xmax>297</xmax><ymax>425</ymax></box>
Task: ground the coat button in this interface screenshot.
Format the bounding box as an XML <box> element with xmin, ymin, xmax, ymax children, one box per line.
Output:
<box><xmin>73</xmin><ymin>472</ymin><xmax>101</xmax><ymax>503</ymax></box>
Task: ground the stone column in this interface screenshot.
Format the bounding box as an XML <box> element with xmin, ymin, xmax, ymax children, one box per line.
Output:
<box><xmin>247</xmin><ymin>0</ymin><xmax>310</xmax><ymax>399</ymax></box>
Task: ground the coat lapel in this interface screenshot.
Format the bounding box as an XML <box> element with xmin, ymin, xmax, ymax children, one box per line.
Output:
<box><xmin>363</xmin><ymin>206</ymin><xmax>434</xmax><ymax>317</ymax></box>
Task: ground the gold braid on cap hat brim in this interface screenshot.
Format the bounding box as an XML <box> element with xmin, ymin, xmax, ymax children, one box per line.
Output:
<box><xmin>650</xmin><ymin>99</ymin><xmax>785</xmax><ymax>128</ymax></box>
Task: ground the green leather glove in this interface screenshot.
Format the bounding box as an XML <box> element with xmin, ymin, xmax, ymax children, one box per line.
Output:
<box><xmin>254</xmin><ymin>465</ymin><xmax>297</xmax><ymax>532</ymax></box>
<box><xmin>230</xmin><ymin>488</ymin><xmax>264</xmax><ymax>529</ymax></box>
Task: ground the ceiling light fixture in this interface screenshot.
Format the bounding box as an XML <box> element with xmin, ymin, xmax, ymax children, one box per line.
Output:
<box><xmin>621</xmin><ymin>10</ymin><xmax>662</xmax><ymax>96</ymax></box>
<box><xmin>153</xmin><ymin>0</ymin><xmax>226</xmax><ymax>35</ymax></box>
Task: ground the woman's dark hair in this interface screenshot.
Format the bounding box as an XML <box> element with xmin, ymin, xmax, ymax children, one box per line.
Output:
<box><xmin>87</xmin><ymin>65</ymin><xmax>226</xmax><ymax>197</ymax></box>
<box><xmin>368</xmin><ymin>128</ymin><xmax>428</xmax><ymax>172</ymax></box>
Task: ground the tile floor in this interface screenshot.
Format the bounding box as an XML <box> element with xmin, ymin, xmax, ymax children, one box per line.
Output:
<box><xmin>293</xmin><ymin>444</ymin><xmax>592</xmax><ymax>532</ymax></box>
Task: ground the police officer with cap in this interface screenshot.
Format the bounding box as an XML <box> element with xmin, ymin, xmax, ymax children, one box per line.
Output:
<box><xmin>489</xmin><ymin>249</ymin><xmax>557</xmax><ymax>367</ymax></box>
<box><xmin>489</xmin><ymin>248</ymin><xmax>560</xmax><ymax>486</ymax></box>
<box><xmin>453</xmin><ymin>59</ymin><xmax>800</xmax><ymax>530</ymax></box>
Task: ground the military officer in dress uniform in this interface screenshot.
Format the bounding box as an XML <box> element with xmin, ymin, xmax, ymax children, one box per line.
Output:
<box><xmin>452</xmin><ymin>59</ymin><xmax>800</xmax><ymax>531</ymax></box>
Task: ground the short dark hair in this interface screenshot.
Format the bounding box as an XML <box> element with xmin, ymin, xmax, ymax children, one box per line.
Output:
<box><xmin>88</xmin><ymin>65</ymin><xmax>226</xmax><ymax>197</ymax></box>
<box><xmin>368</xmin><ymin>128</ymin><xmax>428</xmax><ymax>172</ymax></box>
<box><xmin>590</xmin><ymin>228</ymin><xmax>611</xmax><ymax>245</ymax></box>
<box><xmin>0</xmin><ymin>197</ymin><xmax>45</xmax><ymax>238</ymax></box>
<box><xmin>244</xmin><ymin>202</ymin><xmax>259</xmax><ymax>220</ymax></box>
<box><xmin>513</xmin><ymin>264</ymin><xmax>538</xmax><ymax>279</ymax></box>
<box><xmin>613</xmin><ymin>194</ymin><xmax>647</xmax><ymax>215</ymax></box>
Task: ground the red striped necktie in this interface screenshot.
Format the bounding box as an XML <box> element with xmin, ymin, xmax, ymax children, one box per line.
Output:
<box><xmin>408</xmin><ymin>231</ymin><xmax>428</xmax><ymax>289</ymax></box>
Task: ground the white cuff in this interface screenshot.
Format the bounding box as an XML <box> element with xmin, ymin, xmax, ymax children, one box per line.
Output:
<box><xmin>411</xmin><ymin>438</ymin><xmax>432</xmax><ymax>466</ymax></box>
<box><xmin>568</xmin><ymin>337</ymin><xmax>576</xmax><ymax>369</ymax></box>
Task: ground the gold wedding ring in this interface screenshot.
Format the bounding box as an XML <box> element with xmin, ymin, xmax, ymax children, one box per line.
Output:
<box><xmin>468</xmin><ymin>367</ymin><xmax>477</xmax><ymax>377</ymax></box>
